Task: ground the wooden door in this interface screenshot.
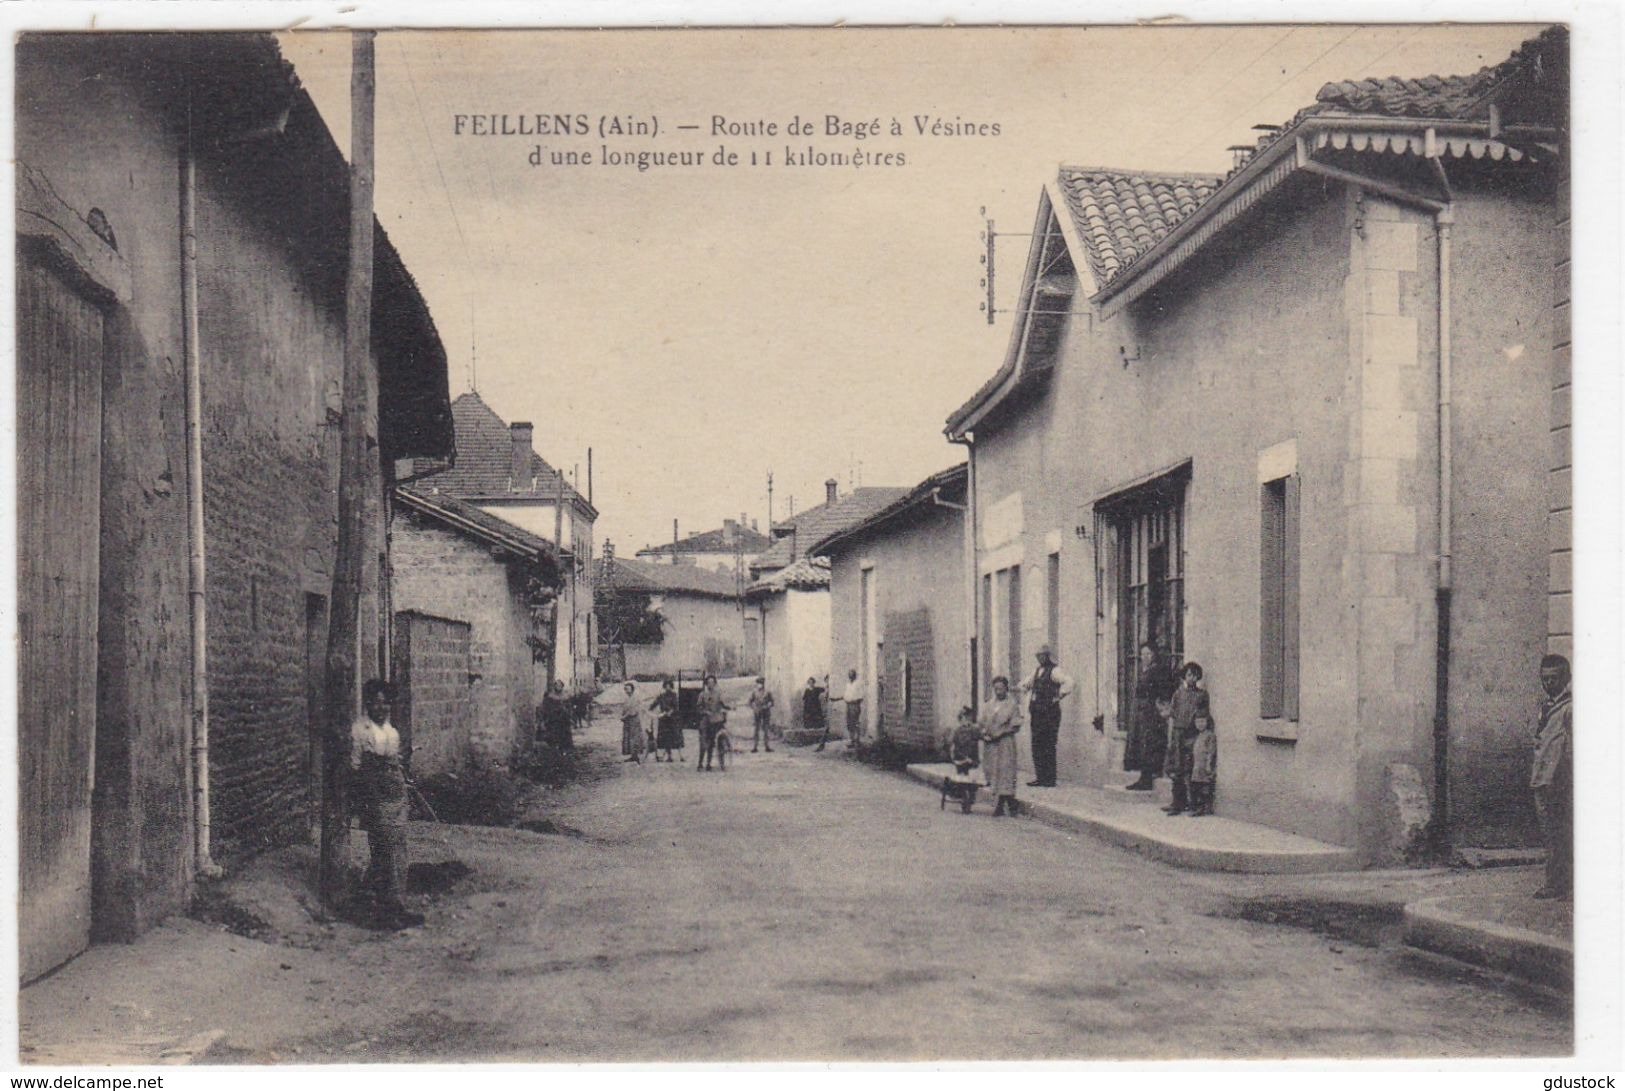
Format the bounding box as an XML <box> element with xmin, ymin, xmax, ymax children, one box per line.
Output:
<box><xmin>17</xmin><ymin>252</ymin><xmax>104</xmax><ymax>982</ymax></box>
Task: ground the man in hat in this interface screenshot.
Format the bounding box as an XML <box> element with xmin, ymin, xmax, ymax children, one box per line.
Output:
<box><xmin>1021</xmin><ymin>646</ymin><xmax>1073</xmax><ymax>787</ymax></box>
<box><xmin>1531</xmin><ymin>653</ymin><xmax>1573</xmax><ymax>900</ymax></box>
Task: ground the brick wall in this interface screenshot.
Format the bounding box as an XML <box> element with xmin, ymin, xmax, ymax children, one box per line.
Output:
<box><xmin>881</xmin><ymin>608</ymin><xmax>937</xmax><ymax>751</ymax></box>
<box><xmin>192</xmin><ymin>151</ymin><xmax>393</xmax><ymax>860</ymax></box>
<box><xmin>392</xmin><ymin>612</ymin><xmax>473</xmax><ymax>777</ymax></box>
<box><xmin>392</xmin><ymin>511</ymin><xmax>539</xmax><ymax>768</ymax></box>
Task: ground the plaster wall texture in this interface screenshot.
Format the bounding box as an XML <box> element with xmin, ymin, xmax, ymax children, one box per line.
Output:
<box><xmin>827</xmin><ymin>506</ymin><xmax>968</xmax><ymax>752</ymax></box>
<box><xmin>969</xmin><ymin>172</ymin><xmax>1556</xmax><ymax>859</ymax></box>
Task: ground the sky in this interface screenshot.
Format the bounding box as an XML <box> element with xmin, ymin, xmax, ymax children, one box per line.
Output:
<box><xmin>277</xmin><ymin>24</ymin><xmax>1541</xmax><ymax>555</ymax></box>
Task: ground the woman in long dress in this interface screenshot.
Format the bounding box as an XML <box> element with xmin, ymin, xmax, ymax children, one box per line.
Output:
<box><xmin>650</xmin><ymin>679</ymin><xmax>682</xmax><ymax>762</ymax></box>
<box><xmin>619</xmin><ymin>681</ymin><xmax>646</xmax><ymax>762</ymax></box>
<box><xmin>979</xmin><ymin>675</ymin><xmax>1023</xmax><ymax>817</ymax></box>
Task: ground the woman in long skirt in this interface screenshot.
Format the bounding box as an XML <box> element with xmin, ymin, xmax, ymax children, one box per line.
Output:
<box><xmin>650</xmin><ymin>679</ymin><xmax>682</xmax><ymax>761</ymax></box>
<box><xmin>619</xmin><ymin>681</ymin><xmax>646</xmax><ymax>762</ymax></box>
<box><xmin>979</xmin><ymin>675</ymin><xmax>1023</xmax><ymax>816</ymax></box>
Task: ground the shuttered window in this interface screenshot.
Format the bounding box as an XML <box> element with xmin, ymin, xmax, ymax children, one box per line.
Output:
<box><xmin>981</xmin><ymin>573</ymin><xmax>993</xmax><ymax>694</ymax></box>
<box><xmin>1007</xmin><ymin>565</ymin><xmax>1022</xmax><ymax>682</ymax></box>
<box><xmin>1260</xmin><ymin>475</ymin><xmax>1300</xmax><ymax>720</ymax></box>
<box><xmin>1046</xmin><ymin>551</ymin><xmax>1061</xmax><ymax>653</ymax></box>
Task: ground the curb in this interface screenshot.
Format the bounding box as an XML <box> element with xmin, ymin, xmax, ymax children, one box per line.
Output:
<box><xmin>904</xmin><ymin>763</ymin><xmax>1360</xmax><ymax>874</ymax></box>
<box><xmin>1402</xmin><ymin>897</ymin><xmax>1573</xmax><ymax>993</ymax></box>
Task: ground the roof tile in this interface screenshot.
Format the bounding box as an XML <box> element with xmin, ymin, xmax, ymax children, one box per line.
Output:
<box><xmin>409</xmin><ymin>392</ymin><xmax>593</xmax><ymax>513</ymax></box>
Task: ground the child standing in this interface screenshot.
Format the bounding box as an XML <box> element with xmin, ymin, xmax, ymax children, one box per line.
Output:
<box><xmin>1162</xmin><ymin>661</ymin><xmax>1210</xmax><ymax>816</ymax></box>
<box><xmin>748</xmin><ymin>677</ymin><xmax>775</xmax><ymax>752</ymax></box>
<box><xmin>1188</xmin><ymin>712</ymin><xmax>1217</xmax><ymax>817</ymax></box>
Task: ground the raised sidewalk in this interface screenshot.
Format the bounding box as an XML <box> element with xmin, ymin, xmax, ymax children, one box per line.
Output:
<box><xmin>903</xmin><ymin>762</ymin><xmax>1360</xmax><ymax>874</ymax></box>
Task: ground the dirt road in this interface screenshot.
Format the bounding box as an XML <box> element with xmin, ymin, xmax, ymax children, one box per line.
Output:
<box><xmin>20</xmin><ymin>702</ymin><xmax>1569</xmax><ymax>1063</ymax></box>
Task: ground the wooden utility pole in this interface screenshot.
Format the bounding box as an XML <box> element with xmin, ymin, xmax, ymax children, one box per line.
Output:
<box><xmin>320</xmin><ymin>30</ymin><xmax>376</xmax><ymax>911</ymax></box>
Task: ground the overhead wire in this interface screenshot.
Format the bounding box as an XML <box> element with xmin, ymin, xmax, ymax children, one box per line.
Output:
<box><xmin>393</xmin><ymin>34</ymin><xmax>482</xmax><ymax>393</ymax></box>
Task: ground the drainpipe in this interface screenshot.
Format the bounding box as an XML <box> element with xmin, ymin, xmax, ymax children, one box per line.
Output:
<box><xmin>182</xmin><ymin>121</ymin><xmax>222</xmax><ymax>879</ymax></box>
<box><xmin>1429</xmin><ymin>136</ymin><xmax>1456</xmax><ymax>852</ymax></box>
<box><xmin>951</xmin><ymin>433</ymin><xmax>978</xmax><ymax>715</ymax></box>
<box><xmin>1303</xmin><ymin>144</ymin><xmax>1457</xmax><ymax>849</ymax></box>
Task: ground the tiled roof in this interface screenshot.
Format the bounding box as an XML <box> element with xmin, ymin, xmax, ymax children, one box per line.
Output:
<box><xmin>395</xmin><ymin>486</ymin><xmax>563</xmax><ymax>583</ymax></box>
<box><xmin>1054</xmin><ymin>168</ymin><xmax>1223</xmax><ymax>289</ymax></box>
<box><xmin>750</xmin><ymin>487</ymin><xmax>910</xmax><ymax>575</ymax></box>
<box><xmin>810</xmin><ymin>463</ymin><xmax>968</xmax><ymax>558</ymax></box>
<box><xmin>638</xmin><ymin>523</ymin><xmax>772</xmax><ymax>556</ymax></box>
<box><xmin>747</xmin><ymin>556</ymin><xmax>831</xmax><ymax>596</ymax></box>
<box><xmin>409</xmin><ymin>392</ymin><xmax>594</xmax><ymax>515</ymax></box>
<box><xmin>597</xmin><ymin>556</ymin><xmax>742</xmax><ymax>600</ymax></box>
<box><xmin>947</xmin><ymin>25</ymin><xmax>1565</xmax><ymax>437</ymax></box>
<box><xmin>1312</xmin><ymin>27</ymin><xmax>1566</xmax><ymax>121</ymax></box>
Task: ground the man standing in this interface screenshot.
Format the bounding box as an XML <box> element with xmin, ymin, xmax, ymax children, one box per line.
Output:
<box><xmin>1022</xmin><ymin>646</ymin><xmax>1073</xmax><ymax>788</ymax></box>
<box><xmin>834</xmin><ymin>668</ymin><xmax>864</xmax><ymax>750</ymax></box>
<box><xmin>1531</xmin><ymin>654</ymin><xmax>1573</xmax><ymax>900</ymax></box>
<box><xmin>350</xmin><ymin>680</ymin><xmax>423</xmax><ymax>930</ymax></box>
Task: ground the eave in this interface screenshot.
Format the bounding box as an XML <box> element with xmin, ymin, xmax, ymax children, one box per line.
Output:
<box><xmin>1092</xmin><ymin>115</ymin><xmax>1558</xmax><ymax>314</ymax></box>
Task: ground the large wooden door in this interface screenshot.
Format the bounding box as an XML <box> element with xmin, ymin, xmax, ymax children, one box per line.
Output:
<box><xmin>17</xmin><ymin>252</ymin><xmax>104</xmax><ymax>982</ymax></box>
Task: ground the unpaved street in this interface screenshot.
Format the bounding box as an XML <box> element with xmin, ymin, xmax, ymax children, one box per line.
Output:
<box><xmin>22</xmin><ymin>701</ymin><xmax>1569</xmax><ymax>1063</ymax></box>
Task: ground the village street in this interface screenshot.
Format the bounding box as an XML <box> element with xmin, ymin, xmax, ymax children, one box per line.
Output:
<box><xmin>22</xmin><ymin>694</ymin><xmax>1568</xmax><ymax>1064</ymax></box>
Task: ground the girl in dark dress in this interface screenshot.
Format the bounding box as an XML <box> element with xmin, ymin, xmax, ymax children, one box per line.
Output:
<box><xmin>541</xmin><ymin>679</ymin><xmax>574</xmax><ymax>753</ymax></box>
<box><xmin>650</xmin><ymin>679</ymin><xmax>682</xmax><ymax>762</ymax></box>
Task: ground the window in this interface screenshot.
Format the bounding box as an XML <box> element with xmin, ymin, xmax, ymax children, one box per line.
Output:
<box><xmin>981</xmin><ymin>573</ymin><xmax>993</xmax><ymax>693</ymax></box>
<box><xmin>1046</xmin><ymin>551</ymin><xmax>1061</xmax><ymax>652</ymax></box>
<box><xmin>1006</xmin><ymin>565</ymin><xmax>1022</xmax><ymax>682</ymax></box>
<box><xmin>1260</xmin><ymin>474</ymin><xmax>1300</xmax><ymax>720</ymax></box>
<box><xmin>902</xmin><ymin>654</ymin><xmax>914</xmax><ymax>720</ymax></box>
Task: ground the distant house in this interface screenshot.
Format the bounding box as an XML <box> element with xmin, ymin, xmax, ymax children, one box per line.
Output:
<box><xmin>15</xmin><ymin>34</ymin><xmax>453</xmax><ymax>978</ymax></box>
<box><xmin>596</xmin><ymin>556</ymin><xmax>749</xmax><ymax>679</ymax></box>
<box><xmin>391</xmin><ymin>488</ymin><xmax>564</xmax><ymax>775</ymax></box>
<box><xmin>635</xmin><ymin>516</ymin><xmax>771</xmax><ymax>578</ymax></box>
<box><xmin>405</xmin><ymin>391</ymin><xmax>599</xmax><ymax>688</ymax></box>
<box><xmin>945</xmin><ymin>28</ymin><xmax>1568</xmax><ymax>864</ymax></box>
<box><xmin>812</xmin><ymin>464</ymin><xmax>970</xmax><ymax>752</ymax></box>
<box><xmin>746</xmin><ymin>481</ymin><xmax>909</xmax><ymax>727</ymax></box>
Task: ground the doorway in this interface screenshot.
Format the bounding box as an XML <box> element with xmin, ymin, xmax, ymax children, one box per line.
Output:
<box><xmin>17</xmin><ymin>249</ymin><xmax>105</xmax><ymax>982</ymax></box>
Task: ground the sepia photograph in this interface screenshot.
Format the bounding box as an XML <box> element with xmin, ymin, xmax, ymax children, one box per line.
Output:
<box><xmin>6</xmin><ymin>5</ymin><xmax>1620</xmax><ymax>1070</ymax></box>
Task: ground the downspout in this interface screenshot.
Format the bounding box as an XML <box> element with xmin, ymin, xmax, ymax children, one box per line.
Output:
<box><xmin>182</xmin><ymin>106</ymin><xmax>222</xmax><ymax>879</ymax></box>
<box><xmin>950</xmin><ymin>433</ymin><xmax>979</xmax><ymax>715</ymax></box>
<box><xmin>1429</xmin><ymin>136</ymin><xmax>1456</xmax><ymax>852</ymax></box>
<box><xmin>1302</xmin><ymin>140</ymin><xmax>1456</xmax><ymax>849</ymax></box>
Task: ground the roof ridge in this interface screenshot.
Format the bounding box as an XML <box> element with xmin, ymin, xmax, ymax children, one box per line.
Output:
<box><xmin>1058</xmin><ymin>164</ymin><xmax>1225</xmax><ymax>183</ymax></box>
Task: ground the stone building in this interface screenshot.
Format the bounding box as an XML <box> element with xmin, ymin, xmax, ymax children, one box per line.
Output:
<box><xmin>15</xmin><ymin>34</ymin><xmax>453</xmax><ymax>979</ymax></box>
<box><xmin>405</xmin><ymin>391</ymin><xmax>599</xmax><ymax>687</ymax></box>
<box><xmin>745</xmin><ymin>481</ymin><xmax>908</xmax><ymax>728</ymax></box>
<box><xmin>945</xmin><ymin>28</ymin><xmax>1568</xmax><ymax>864</ymax></box>
<box><xmin>391</xmin><ymin>489</ymin><xmax>564</xmax><ymax>774</ymax></box>
<box><xmin>635</xmin><ymin>517</ymin><xmax>771</xmax><ymax>577</ymax></box>
<box><xmin>813</xmin><ymin>464</ymin><xmax>970</xmax><ymax>752</ymax></box>
<box><xmin>596</xmin><ymin>556</ymin><xmax>750</xmax><ymax>679</ymax></box>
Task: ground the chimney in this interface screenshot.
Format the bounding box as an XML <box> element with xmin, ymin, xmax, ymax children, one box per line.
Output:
<box><xmin>752</xmin><ymin>518</ymin><xmax>759</xmax><ymax>532</ymax></box>
<box><xmin>509</xmin><ymin>422</ymin><xmax>534</xmax><ymax>491</ymax></box>
<box><xmin>723</xmin><ymin>518</ymin><xmax>738</xmax><ymax>544</ymax></box>
<box><xmin>825</xmin><ymin>478</ymin><xmax>838</xmax><ymax>505</ymax></box>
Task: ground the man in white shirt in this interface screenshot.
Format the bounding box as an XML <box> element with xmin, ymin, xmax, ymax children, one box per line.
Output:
<box><xmin>1022</xmin><ymin>646</ymin><xmax>1074</xmax><ymax>787</ymax></box>
<box><xmin>833</xmin><ymin>668</ymin><xmax>865</xmax><ymax>749</ymax></box>
<box><xmin>349</xmin><ymin>679</ymin><xmax>422</xmax><ymax>930</ymax></box>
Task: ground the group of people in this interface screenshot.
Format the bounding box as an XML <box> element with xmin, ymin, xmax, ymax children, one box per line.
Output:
<box><xmin>1124</xmin><ymin>643</ymin><xmax>1218</xmax><ymax>816</ymax></box>
<box><xmin>616</xmin><ymin>674</ymin><xmax>779</xmax><ymax>771</ymax></box>
<box><xmin>940</xmin><ymin>643</ymin><xmax>1219</xmax><ymax>820</ymax></box>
